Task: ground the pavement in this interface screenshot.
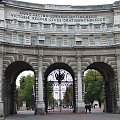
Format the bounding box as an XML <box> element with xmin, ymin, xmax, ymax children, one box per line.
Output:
<box><xmin>3</xmin><ymin>108</ymin><xmax>120</xmax><ymax>120</ymax></box>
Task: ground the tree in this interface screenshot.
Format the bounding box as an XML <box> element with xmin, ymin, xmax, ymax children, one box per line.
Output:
<box><xmin>63</xmin><ymin>84</ymin><xmax>73</xmax><ymax>106</ymax></box>
<box><xmin>17</xmin><ymin>74</ymin><xmax>35</xmax><ymax>109</ymax></box>
<box><xmin>84</xmin><ymin>70</ymin><xmax>104</xmax><ymax>107</ymax></box>
<box><xmin>47</xmin><ymin>81</ymin><xmax>54</xmax><ymax>105</ymax></box>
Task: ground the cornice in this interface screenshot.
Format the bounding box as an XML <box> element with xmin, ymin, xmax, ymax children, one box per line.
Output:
<box><xmin>74</xmin><ymin>44</ymin><xmax>120</xmax><ymax>50</ymax></box>
<box><xmin>0</xmin><ymin>42</ymin><xmax>120</xmax><ymax>50</ymax></box>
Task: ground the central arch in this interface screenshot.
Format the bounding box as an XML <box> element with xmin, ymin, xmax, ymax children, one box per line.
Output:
<box><xmin>85</xmin><ymin>62</ymin><xmax>117</xmax><ymax>113</ymax></box>
<box><xmin>44</xmin><ymin>62</ymin><xmax>76</xmax><ymax>113</ymax></box>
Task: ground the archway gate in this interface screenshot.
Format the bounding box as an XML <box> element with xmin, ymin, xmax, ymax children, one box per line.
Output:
<box><xmin>44</xmin><ymin>63</ymin><xmax>75</xmax><ymax>113</ymax></box>
<box><xmin>0</xmin><ymin>44</ymin><xmax>120</xmax><ymax>116</ymax></box>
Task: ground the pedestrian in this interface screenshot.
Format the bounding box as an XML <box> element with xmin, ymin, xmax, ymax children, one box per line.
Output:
<box><xmin>85</xmin><ymin>104</ymin><xmax>88</xmax><ymax>113</ymax></box>
<box><xmin>88</xmin><ymin>104</ymin><xmax>91</xmax><ymax>113</ymax></box>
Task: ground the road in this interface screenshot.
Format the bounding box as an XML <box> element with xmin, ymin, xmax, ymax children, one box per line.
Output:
<box><xmin>3</xmin><ymin>108</ymin><xmax>120</xmax><ymax>120</ymax></box>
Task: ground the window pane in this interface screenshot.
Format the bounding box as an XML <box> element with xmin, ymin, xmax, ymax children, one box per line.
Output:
<box><xmin>44</xmin><ymin>24</ymin><xmax>50</xmax><ymax>28</ymax></box>
<box><xmin>94</xmin><ymin>24</ymin><xmax>100</xmax><ymax>29</ymax></box>
<box><xmin>81</xmin><ymin>25</ymin><xmax>87</xmax><ymax>29</ymax></box>
<box><xmin>31</xmin><ymin>23</ymin><xmax>37</xmax><ymax>28</ymax></box>
<box><xmin>68</xmin><ymin>25</ymin><xmax>75</xmax><ymax>29</ymax></box>
<box><xmin>69</xmin><ymin>38</ymin><xmax>75</xmax><ymax>47</ymax></box>
<box><xmin>31</xmin><ymin>36</ymin><xmax>37</xmax><ymax>45</ymax></box>
<box><xmin>45</xmin><ymin>37</ymin><xmax>50</xmax><ymax>46</ymax></box>
<box><xmin>107</xmin><ymin>37</ymin><xmax>114</xmax><ymax>45</ymax></box>
<box><xmin>39</xmin><ymin>40</ymin><xmax>44</xmax><ymax>44</ymax></box>
<box><xmin>57</xmin><ymin>38</ymin><xmax>62</xmax><ymax>47</ymax></box>
<box><xmin>95</xmin><ymin>37</ymin><xmax>101</xmax><ymax>46</ymax></box>
<box><xmin>76</xmin><ymin>41</ymin><xmax>81</xmax><ymax>45</ymax></box>
<box><xmin>82</xmin><ymin>38</ymin><xmax>89</xmax><ymax>46</ymax></box>
<box><xmin>18</xmin><ymin>21</ymin><xmax>24</xmax><ymax>27</ymax></box>
<box><xmin>56</xmin><ymin>25</ymin><xmax>62</xmax><ymax>29</ymax></box>
<box><xmin>6</xmin><ymin>33</ymin><xmax>12</xmax><ymax>42</ymax></box>
<box><xmin>18</xmin><ymin>35</ymin><xmax>24</xmax><ymax>44</ymax></box>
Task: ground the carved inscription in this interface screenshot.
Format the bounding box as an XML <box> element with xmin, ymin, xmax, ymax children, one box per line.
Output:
<box><xmin>9</xmin><ymin>11</ymin><xmax>107</xmax><ymax>24</ymax></box>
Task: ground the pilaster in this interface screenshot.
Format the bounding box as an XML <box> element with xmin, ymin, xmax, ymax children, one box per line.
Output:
<box><xmin>76</xmin><ymin>56</ymin><xmax>85</xmax><ymax>113</ymax></box>
<box><xmin>116</xmin><ymin>54</ymin><xmax>120</xmax><ymax>113</ymax></box>
<box><xmin>0</xmin><ymin>53</ymin><xmax>4</xmax><ymax>116</ymax></box>
<box><xmin>36</xmin><ymin>55</ymin><xmax>45</xmax><ymax>115</ymax></box>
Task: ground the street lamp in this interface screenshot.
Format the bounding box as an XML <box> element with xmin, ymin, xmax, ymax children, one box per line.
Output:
<box><xmin>55</xmin><ymin>69</ymin><xmax>65</xmax><ymax>112</ymax></box>
<box><xmin>55</xmin><ymin>69</ymin><xmax>65</xmax><ymax>84</ymax></box>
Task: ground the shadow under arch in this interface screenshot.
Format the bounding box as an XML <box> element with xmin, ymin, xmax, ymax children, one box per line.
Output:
<box><xmin>44</xmin><ymin>62</ymin><xmax>76</xmax><ymax>113</ymax></box>
<box><xmin>4</xmin><ymin>61</ymin><xmax>35</xmax><ymax>116</ymax></box>
<box><xmin>85</xmin><ymin>62</ymin><xmax>117</xmax><ymax>113</ymax></box>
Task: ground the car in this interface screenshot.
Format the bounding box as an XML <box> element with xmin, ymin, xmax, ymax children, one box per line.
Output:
<box><xmin>47</xmin><ymin>106</ymin><xmax>53</xmax><ymax>110</ymax></box>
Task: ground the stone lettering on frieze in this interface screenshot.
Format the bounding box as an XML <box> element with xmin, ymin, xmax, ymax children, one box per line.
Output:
<box><xmin>6</xmin><ymin>9</ymin><xmax>109</xmax><ymax>24</ymax></box>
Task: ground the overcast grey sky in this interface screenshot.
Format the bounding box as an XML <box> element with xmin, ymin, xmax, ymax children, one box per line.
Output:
<box><xmin>17</xmin><ymin>0</ymin><xmax>117</xmax><ymax>5</ymax></box>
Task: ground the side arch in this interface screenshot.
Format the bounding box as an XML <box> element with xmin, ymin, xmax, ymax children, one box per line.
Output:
<box><xmin>3</xmin><ymin>61</ymin><xmax>35</xmax><ymax>116</ymax></box>
<box><xmin>81</xmin><ymin>56</ymin><xmax>116</xmax><ymax>73</ymax></box>
<box><xmin>83</xmin><ymin>62</ymin><xmax>117</xmax><ymax>113</ymax></box>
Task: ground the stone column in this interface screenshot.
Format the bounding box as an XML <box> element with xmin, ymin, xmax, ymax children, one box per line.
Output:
<box><xmin>76</xmin><ymin>56</ymin><xmax>85</xmax><ymax>113</ymax></box>
<box><xmin>116</xmin><ymin>54</ymin><xmax>120</xmax><ymax>113</ymax></box>
<box><xmin>36</xmin><ymin>55</ymin><xmax>45</xmax><ymax>115</ymax></box>
<box><xmin>0</xmin><ymin>53</ymin><xmax>4</xmax><ymax>116</ymax></box>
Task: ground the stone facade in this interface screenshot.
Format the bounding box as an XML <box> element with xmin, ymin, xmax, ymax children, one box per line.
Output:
<box><xmin>0</xmin><ymin>0</ymin><xmax>120</xmax><ymax>116</ymax></box>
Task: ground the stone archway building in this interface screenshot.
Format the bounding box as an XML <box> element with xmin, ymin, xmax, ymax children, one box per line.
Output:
<box><xmin>0</xmin><ymin>0</ymin><xmax>120</xmax><ymax>116</ymax></box>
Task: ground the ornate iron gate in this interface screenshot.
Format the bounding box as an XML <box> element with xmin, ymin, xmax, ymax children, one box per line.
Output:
<box><xmin>46</xmin><ymin>69</ymin><xmax>73</xmax><ymax>113</ymax></box>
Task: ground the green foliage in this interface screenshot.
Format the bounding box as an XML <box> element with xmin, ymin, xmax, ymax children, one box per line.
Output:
<box><xmin>47</xmin><ymin>82</ymin><xmax>54</xmax><ymax>105</ymax></box>
<box><xmin>63</xmin><ymin>84</ymin><xmax>73</xmax><ymax>106</ymax></box>
<box><xmin>84</xmin><ymin>70</ymin><xmax>105</xmax><ymax>106</ymax></box>
<box><xmin>17</xmin><ymin>74</ymin><xmax>35</xmax><ymax>109</ymax></box>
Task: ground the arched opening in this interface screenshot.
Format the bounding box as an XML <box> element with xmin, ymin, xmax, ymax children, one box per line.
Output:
<box><xmin>44</xmin><ymin>62</ymin><xmax>76</xmax><ymax>113</ymax></box>
<box><xmin>16</xmin><ymin>70</ymin><xmax>34</xmax><ymax>112</ymax></box>
<box><xmin>4</xmin><ymin>61</ymin><xmax>35</xmax><ymax>116</ymax></box>
<box><xmin>84</xmin><ymin>69</ymin><xmax>104</xmax><ymax>113</ymax></box>
<box><xmin>84</xmin><ymin>62</ymin><xmax>117</xmax><ymax>113</ymax></box>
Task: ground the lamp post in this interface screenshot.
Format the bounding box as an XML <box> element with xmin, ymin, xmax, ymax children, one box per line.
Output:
<box><xmin>55</xmin><ymin>69</ymin><xmax>65</xmax><ymax>112</ymax></box>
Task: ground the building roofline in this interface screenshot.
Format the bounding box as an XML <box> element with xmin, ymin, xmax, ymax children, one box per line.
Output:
<box><xmin>2</xmin><ymin>0</ymin><xmax>117</xmax><ymax>12</ymax></box>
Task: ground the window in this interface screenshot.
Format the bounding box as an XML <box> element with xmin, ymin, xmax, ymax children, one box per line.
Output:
<box><xmin>76</xmin><ymin>24</ymin><xmax>80</xmax><ymax>29</ymax></box>
<box><xmin>18</xmin><ymin>35</ymin><xmax>24</xmax><ymax>44</ymax></box>
<box><xmin>68</xmin><ymin>25</ymin><xmax>75</xmax><ymax>29</ymax></box>
<box><xmin>44</xmin><ymin>24</ymin><xmax>50</xmax><ymax>28</ymax></box>
<box><xmin>81</xmin><ymin>25</ymin><xmax>87</xmax><ymax>29</ymax></box>
<box><xmin>107</xmin><ymin>23</ymin><xmax>113</xmax><ymax>28</ymax></box>
<box><xmin>5</xmin><ymin>32</ymin><xmax>12</xmax><ymax>42</ymax></box>
<box><xmin>95</xmin><ymin>37</ymin><xmax>101</xmax><ymax>46</ymax></box>
<box><xmin>56</xmin><ymin>24</ymin><xmax>62</xmax><ymax>29</ymax></box>
<box><xmin>118</xmin><ymin>25</ymin><xmax>120</xmax><ymax>28</ymax></box>
<box><xmin>69</xmin><ymin>38</ymin><xmax>75</xmax><ymax>47</ymax></box>
<box><xmin>76</xmin><ymin>41</ymin><xmax>81</xmax><ymax>45</ymax></box>
<box><xmin>57</xmin><ymin>37</ymin><xmax>62</xmax><ymax>47</ymax></box>
<box><xmin>107</xmin><ymin>37</ymin><xmax>114</xmax><ymax>45</ymax></box>
<box><xmin>0</xmin><ymin>20</ymin><xmax>4</xmax><ymax>24</ymax></box>
<box><xmin>51</xmin><ymin>23</ymin><xmax>55</xmax><ymax>28</ymax></box>
<box><xmin>18</xmin><ymin>21</ymin><xmax>24</xmax><ymax>27</ymax></box>
<box><xmin>31</xmin><ymin>36</ymin><xmax>37</xmax><ymax>45</ymax></box>
<box><xmin>6</xmin><ymin>19</ymin><xmax>12</xmax><ymax>24</ymax></box>
<box><xmin>115</xmin><ymin>24</ymin><xmax>120</xmax><ymax>28</ymax></box>
<box><xmin>45</xmin><ymin>37</ymin><xmax>50</xmax><ymax>46</ymax></box>
<box><xmin>82</xmin><ymin>38</ymin><xmax>89</xmax><ymax>46</ymax></box>
<box><xmin>94</xmin><ymin>24</ymin><xmax>100</xmax><ymax>29</ymax></box>
<box><xmin>31</xmin><ymin>23</ymin><xmax>37</xmax><ymax>28</ymax></box>
<box><xmin>39</xmin><ymin>40</ymin><xmax>44</xmax><ymax>44</ymax></box>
